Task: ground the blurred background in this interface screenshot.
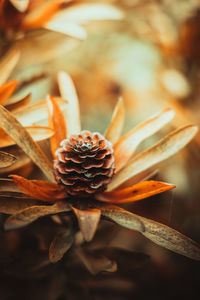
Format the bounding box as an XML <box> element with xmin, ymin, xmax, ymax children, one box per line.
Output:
<box><xmin>0</xmin><ymin>0</ymin><xmax>200</xmax><ymax>299</ymax></box>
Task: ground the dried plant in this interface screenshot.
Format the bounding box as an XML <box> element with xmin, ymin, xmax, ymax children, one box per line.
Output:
<box><xmin>0</xmin><ymin>71</ymin><xmax>199</xmax><ymax>266</ymax></box>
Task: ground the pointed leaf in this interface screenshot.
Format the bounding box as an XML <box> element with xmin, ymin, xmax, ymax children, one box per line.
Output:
<box><xmin>49</xmin><ymin>229</ymin><xmax>74</xmax><ymax>263</ymax></box>
<box><xmin>0</xmin><ymin>46</ymin><xmax>20</xmax><ymax>86</ymax></box>
<box><xmin>104</xmin><ymin>97</ymin><xmax>125</xmax><ymax>143</ymax></box>
<box><xmin>0</xmin><ymin>125</ymin><xmax>54</xmax><ymax>148</ymax></box>
<box><xmin>99</xmin><ymin>205</ymin><xmax>145</xmax><ymax>232</ymax></box>
<box><xmin>44</xmin><ymin>20</ymin><xmax>87</xmax><ymax>40</ymax></box>
<box><xmin>5</xmin><ymin>93</ymin><xmax>31</xmax><ymax>111</ymax></box>
<box><xmin>114</xmin><ymin>108</ymin><xmax>175</xmax><ymax>172</ymax></box>
<box><xmin>9</xmin><ymin>0</ymin><xmax>29</xmax><ymax>12</ymax></box>
<box><xmin>14</xmin><ymin>97</ymin><xmax>68</xmax><ymax>126</ymax></box>
<box><xmin>58</xmin><ymin>71</ymin><xmax>81</xmax><ymax>136</ymax></box>
<box><xmin>108</xmin><ymin>125</ymin><xmax>198</xmax><ymax>191</ymax></box>
<box><xmin>0</xmin><ymin>105</ymin><xmax>54</xmax><ymax>181</ymax></box>
<box><xmin>137</xmin><ymin>215</ymin><xmax>200</xmax><ymax>260</ymax></box>
<box><xmin>97</xmin><ymin>181</ymin><xmax>175</xmax><ymax>204</ymax></box>
<box><xmin>0</xmin><ymin>79</ymin><xmax>18</xmax><ymax>105</ymax></box>
<box><xmin>0</xmin><ymin>151</ymin><xmax>16</xmax><ymax>168</ymax></box>
<box><xmin>10</xmin><ymin>175</ymin><xmax>66</xmax><ymax>202</ymax></box>
<box><xmin>46</xmin><ymin>95</ymin><xmax>67</xmax><ymax>157</ymax></box>
<box><xmin>71</xmin><ymin>206</ymin><xmax>101</xmax><ymax>242</ymax></box>
<box><xmin>4</xmin><ymin>200</ymin><xmax>70</xmax><ymax>230</ymax></box>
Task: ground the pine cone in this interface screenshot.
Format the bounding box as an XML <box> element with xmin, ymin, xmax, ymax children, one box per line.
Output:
<box><xmin>53</xmin><ymin>131</ymin><xmax>115</xmax><ymax>196</ymax></box>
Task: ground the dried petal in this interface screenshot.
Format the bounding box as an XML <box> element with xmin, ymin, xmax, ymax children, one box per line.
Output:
<box><xmin>104</xmin><ymin>97</ymin><xmax>125</xmax><ymax>143</ymax></box>
<box><xmin>49</xmin><ymin>229</ymin><xmax>74</xmax><ymax>263</ymax></box>
<box><xmin>99</xmin><ymin>204</ymin><xmax>145</xmax><ymax>232</ymax></box>
<box><xmin>71</xmin><ymin>206</ymin><xmax>101</xmax><ymax>241</ymax></box>
<box><xmin>4</xmin><ymin>201</ymin><xmax>70</xmax><ymax>230</ymax></box>
<box><xmin>0</xmin><ymin>46</ymin><xmax>20</xmax><ymax>86</ymax></box>
<box><xmin>46</xmin><ymin>95</ymin><xmax>67</xmax><ymax>158</ymax></box>
<box><xmin>10</xmin><ymin>175</ymin><xmax>66</xmax><ymax>202</ymax></box>
<box><xmin>114</xmin><ymin>108</ymin><xmax>175</xmax><ymax>172</ymax></box>
<box><xmin>97</xmin><ymin>181</ymin><xmax>175</xmax><ymax>203</ymax></box>
<box><xmin>5</xmin><ymin>93</ymin><xmax>31</xmax><ymax>111</ymax></box>
<box><xmin>108</xmin><ymin>125</ymin><xmax>198</xmax><ymax>191</ymax></box>
<box><xmin>0</xmin><ymin>79</ymin><xmax>18</xmax><ymax>106</ymax></box>
<box><xmin>58</xmin><ymin>71</ymin><xmax>81</xmax><ymax>136</ymax></box>
<box><xmin>0</xmin><ymin>197</ymin><xmax>40</xmax><ymax>214</ymax></box>
<box><xmin>0</xmin><ymin>105</ymin><xmax>54</xmax><ymax>181</ymax></box>
<box><xmin>0</xmin><ymin>151</ymin><xmax>16</xmax><ymax>168</ymax></box>
<box><xmin>9</xmin><ymin>0</ymin><xmax>29</xmax><ymax>12</ymax></box>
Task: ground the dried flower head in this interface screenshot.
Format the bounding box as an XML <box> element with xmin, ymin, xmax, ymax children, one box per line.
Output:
<box><xmin>0</xmin><ymin>71</ymin><xmax>199</xmax><ymax>264</ymax></box>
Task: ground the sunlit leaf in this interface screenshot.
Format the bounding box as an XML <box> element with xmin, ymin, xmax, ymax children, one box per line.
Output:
<box><xmin>46</xmin><ymin>95</ymin><xmax>67</xmax><ymax>158</ymax></box>
<box><xmin>58</xmin><ymin>71</ymin><xmax>81</xmax><ymax>137</ymax></box>
<box><xmin>0</xmin><ymin>79</ymin><xmax>18</xmax><ymax>106</ymax></box>
<box><xmin>0</xmin><ymin>105</ymin><xmax>54</xmax><ymax>181</ymax></box>
<box><xmin>98</xmin><ymin>204</ymin><xmax>145</xmax><ymax>232</ymax></box>
<box><xmin>0</xmin><ymin>46</ymin><xmax>20</xmax><ymax>86</ymax></box>
<box><xmin>0</xmin><ymin>125</ymin><xmax>54</xmax><ymax>148</ymax></box>
<box><xmin>108</xmin><ymin>125</ymin><xmax>198</xmax><ymax>191</ymax></box>
<box><xmin>137</xmin><ymin>215</ymin><xmax>200</xmax><ymax>260</ymax></box>
<box><xmin>104</xmin><ymin>97</ymin><xmax>125</xmax><ymax>143</ymax></box>
<box><xmin>4</xmin><ymin>200</ymin><xmax>70</xmax><ymax>230</ymax></box>
<box><xmin>97</xmin><ymin>181</ymin><xmax>175</xmax><ymax>203</ymax></box>
<box><xmin>49</xmin><ymin>229</ymin><xmax>74</xmax><ymax>263</ymax></box>
<box><xmin>0</xmin><ymin>151</ymin><xmax>16</xmax><ymax>168</ymax></box>
<box><xmin>71</xmin><ymin>206</ymin><xmax>101</xmax><ymax>242</ymax></box>
<box><xmin>10</xmin><ymin>175</ymin><xmax>66</xmax><ymax>202</ymax></box>
<box><xmin>114</xmin><ymin>108</ymin><xmax>175</xmax><ymax>173</ymax></box>
<box><xmin>9</xmin><ymin>0</ymin><xmax>29</xmax><ymax>12</ymax></box>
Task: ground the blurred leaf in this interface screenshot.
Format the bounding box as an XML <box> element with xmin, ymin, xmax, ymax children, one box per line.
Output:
<box><xmin>0</xmin><ymin>46</ymin><xmax>20</xmax><ymax>86</ymax></box>
<box><xmin>0</xmin><ymin>197</ymin><xmax>40</xmax><ymax>214</ymax></box>
<box><xmin>58</xmin><ymin>71</ymin><xmax>81</xmax><ymax>137</ymax></box>
<box><xmin>71</xmin><ymin>206</ymin><xmax>101</xmax><ymax>242</ymax></box>
<box><xmin>46</xmin><ymin>95</ymin><xmax>67</xmax><ymax>158</ymax></box>
<box><xmin>104</xmin><ymin>97</ymin><xmax>125</xmax><ymax>143</ymax></box>
<box><xmin>49</xmin><ymin>229</ymin><xmax>74</xmax><ymax>263</ymax></box>
<box><xmin>9</xmin><ymin>0</ymin><xmax>29</xmax><ymax>12</ymax></box>
<box><xmin>0</xmin><ymin>79</ymin><xmax>18</xmax><ymax>106</ymax></box>
<box><xmin>5</xmin><ymin>93</ymin><xmax>31</xmax><ymax>111</ymax></box>
<box><xmin>10</xmin><ymin>175</ymin><xmax>66</xmax><ymax>202</ymax></box>
<box><xmin>114</xmin><ymin>108</ymin><xmax>175</xmax><ymax>173</ymax></box>
<box><xmin>108</xmin><ymin>125</ymin><xmax>198</xmax><ymax>191</ymax></box>
<box><xmin>97</xmin><ymin>180</ymin><xmax>175</xmax><ymax>203</ymax></box>
<box><xmin>5</xmin><ymin>200</ymin><xmax>70</xmax><ymax>230</ymax></box>
<box><xmin>0</xmin><ymin>151</ymin><xmax>16</xmax><ymax>168</ymax></box>
<box><xmin>0</xmin><ymin>105</ymin><xmax>54</xmax><ymax>181</ymax></box>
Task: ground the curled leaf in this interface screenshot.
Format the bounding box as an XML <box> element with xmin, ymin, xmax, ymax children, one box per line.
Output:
<box><xmin>4</xmin><ymin>200</ymin><xmax>70</xmax><ymax>230</ymax></box>
<box><xmin>49</xmin><ymin>229</ymin><xmax>74</xmax><ymax>263</ymax></box>
<box><xmin>114</xmin><ymin>108</ymin><xmax>175</xmax><ymax>173</ymax></box>
<box><xmin>97</xmin><ymin>181</ymin><xmax>175</xmax><ymax>204</ymax></box>
<box><xmin>58</xmin><ymin>71</ymin><xmax>81</xmax><ymax>136</ymax></box>
<box><xmin>10</xmin><ymin>175</ymin><xmax>66</xmax><ymax>202</ymax></box>
<box><xmin>46</xmin><ymin>95</ymin><xmax>67</xmax><ymax>157</ymax></box>
<box><xmin>104</xmin><ymin>97</ymin><xmax>125</xmax><ymax>143</ymax></box>
<box><xmin>0</xmin><ymin>105</ymin><xmax>54</xmax><ymax>181</ymax></box>
<box><xmin>108</xmin><ymin>125</ymin><xmax>198</xmax><ymax>191</ymax></box>
<box><xmin>0</xmin><ymin>151</ymin><xmax>16</xmax><ymax>168</ymax></box>
<box><xmin>71</xmin><ymin>206</ymin><xmax>101</xmax><ymax>242</ymax></box>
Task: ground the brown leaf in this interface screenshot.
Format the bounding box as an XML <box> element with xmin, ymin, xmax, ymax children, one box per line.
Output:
<box><xmin>97</xmin><ymin>181</ymin><xmax>175</xmax><ymax>203</ymax></box>
<box><xmin>46</xmin><ymin>95</ymin><xmax>67</xmax><ymax>158</ymax></box>
<box><xmin>104</xmin><ymin>97</ymin><xmax>125</xmax><ymax>143</ymax></box>
<box><xmin>0</xmin><ymin>46</ymin><xmax>20</xmax><ymax>86</ymax></box>
<box><xmin>114</xmin><ymin>108</ymin><xmax>174</xmax><ymax>173</ymax></box>
<box><xmin>9</xmin><ymin>0</ymin><xmax>29</xmax><ymax>12</ymax></box>
<box><xmin>10</xmin><ymin>175</ymin><xmax>66</xmax><ymax>202</ymax></box>
<box><xmin>0</xmin><ymin>197</ymin><xmax>40</xmax><ymax>214</ymax></box>
<box><xmin>0</xmin><ymin>151</ymin><xmax>16</xmax><ymax>168</ymax></box>
<box><xmin>5</xmin><ymin>93</ymin><xmax>31</xmax><ymax>111</ymax></box>
<box><xmin>71</xmin><ymin>206</ymin><xmax>101</xmax><ymax>242</ymax></box>
<box><xmin>137</xmin><ymin>215</ymin><xmax>200</xmax><ymax>260</ymax></box>
<box><xmin>4</xmin><ymin>200</ymin><xmax>70</xmax><ymax>230</ymax></box>
<box><xmin>0</xmin><ymin>125</ymin><xmax>54</xmax><ymax>148</ymax></box>
<box><xmin>108</xmin><ymin>125</ymin><xmax>198</xmax><ymax>191</ymax></box>
<box><xmin>0</xmin><ymin>105</ymin><xmax>54</xmax><ymax>181</ymax></box>
<box><xmin>0</xmin><ymin>79</ymin><xmax>18</xmax><ymax>106</ymax></box>
<box><xmin>99</xmin><ymin>204</ymin><xmax>145</xmax><ymax>232</ymax></box>
<box><xmin>49</xmin><ymin>229</ymin><xmax>74</xmax><ymax>263</ymax></box>
<box><xmin>58</xmin><ymin>71</ymin><xmax>81</xmax><ymax>137</ymax></box>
